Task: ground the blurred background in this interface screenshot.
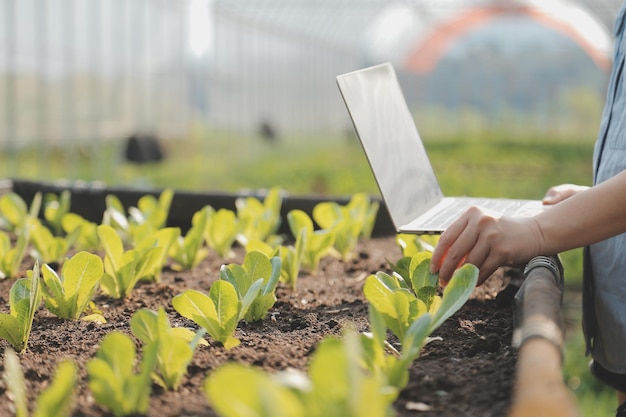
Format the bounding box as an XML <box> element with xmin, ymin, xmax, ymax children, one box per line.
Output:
<box><xmin>0</xmin><ymin>0</ymin><xmax>618</xmax><ymax>192</ymax></box>
<box><xmin>0</xmin><ymin>0</ymin><xmax>623</xmax><ymax>414</ymax></box>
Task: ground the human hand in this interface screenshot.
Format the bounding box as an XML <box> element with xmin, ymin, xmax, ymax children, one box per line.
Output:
<box><xmin>542</xmin><ymin>184</ymin><xmax>589</xmax><ymax>205</ymax></box>
<box><xmin>429</xmin><ymin>206</ymin><xmax>544</xmax><ymax>287</ymax></box>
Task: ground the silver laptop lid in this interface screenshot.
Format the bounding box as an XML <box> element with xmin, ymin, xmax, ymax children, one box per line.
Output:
<box><xmin>336</xmin><ymin>63</ymin><xmax>443</xmax><ymax>230</ymax></box>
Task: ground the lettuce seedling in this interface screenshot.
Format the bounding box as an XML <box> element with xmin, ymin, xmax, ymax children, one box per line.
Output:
<box><xmin>205</xmin><ymin>330</ymin><xmax>397</xmax><ymax>417</ymax></box>
<box><xmin>303</xmin><ymin>331</ymin><xmax>397</xmax><ymax>417</ymax></box>
<box><xmin>172</xmin><ymin>281</ymin><xmax>241</xmax><ymax>349</ymax></box>
<box><xmin>312</xmin><ymin>193</ymin><xmax>379</xmax><ymax>261</ymax></box>
<box><xmin>204</xmin><ymin>207</ymin><xmax>240</xmax><ymax>258</ymax></box>
<box><xmin>87</xmin><ymin>331</ymin><xmax>158</xmax><ymax>417</ymax></box>
<box><xmin>42</xmin><ymin>190</ymin><xmax>71</xmax><ymax>236</ymax></box>
<box><xmin>363</xmin><ymin>259</ymin><xmax>478</xmax><ymax>343</ymax></box>
<box><xmin>0</xmin><ymin>191</ymin><xmax>41</xmax><ymax>233</ymax></box>
<box><xmin>134</xmin><ymin>227</ymin><xmax>180</xmax><ymax>282</ymax></box>
<box><xmin>102</xmin><ymin>189</ymin><xmax>173</xmax><ymax>246</ymax></box>
<box><xmin>97</xmin><ymin>224</ymin><xmax>163</xmax><ymax>299</ymax></box>
<box><xmin>130</xmin><ymin>307</ymin><xmax>207</xmax><ymax>390</ymax></box>
<box><xmin>3</xmin><ymin>347</ymin><xmax>78</xmax><ymax>417</ymax></box>
<box><xmin>219</xmin><ymin>251</ymin><xmax>282</xmax><ymax>322</ymax></box>
<box><xmin>395</xmin><ymin>233</ymin><xmax>438</xmax><ymax>257</ymax></box>
<box><xmin>28</xmin><ymin>218</ymin><xmax>70</xmax><ymax>265</ymax></box>
<box><xmin>61</xmin><ymin>213</ymin><xmax>100</xmax><ymax>251</ymax></box>
<box><xmin>169</xmin><ymin>206</ymin><xmax>210</xmax><ymax>271</ymax></box>
<box><xmin>205</xmin><ymin>363</ymin><xmax>307</xmax><ymax>417</ymax></box>
<box><xmin>360</xmin><ymin>304</ymin><xmax>432</xmax><ymax>391</ymax></box>
<box><xmin>0</xmin><ymin>230</ymin><xmax>29</xmax><ymax>280</ymax></box>
<box><xmin>2</xmin><ymin>347</ymin><xmax>28</xmax><ymax>417</ymax></box>
<box><xmin>0</xmin><ymin>262</ymin><xmax>42</xmax><ymax>352</ymax></box>
<box><xmin>245</xmin><ymin>228</ymin><xmax>305</xmax><ymax>289</ymax></box>
<box><xmin>235</xmin><ymin>186</ymin><xmax>283</xmax><ymax>246</ymax></box>
<box><xmin>40</xmin><ymin>251</ymin><xmax>105</xmax><ymax>322</ymax></box>
<box><xmin>287</xmin><ymin>209</ymin><xmax>334</xmax><ymax>274</ymax></box>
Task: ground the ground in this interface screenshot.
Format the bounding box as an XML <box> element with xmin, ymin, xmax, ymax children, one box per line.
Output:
<box><xmin>0</xmin><ymin>236</ymin><xmax>518</xmax><ymax>417</ymax></box>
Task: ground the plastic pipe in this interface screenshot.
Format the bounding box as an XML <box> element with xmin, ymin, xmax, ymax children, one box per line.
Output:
<box><xmin>508</xmin><ymin>256</ymin><xmax>581</xmax><ymax>417</ymax></box>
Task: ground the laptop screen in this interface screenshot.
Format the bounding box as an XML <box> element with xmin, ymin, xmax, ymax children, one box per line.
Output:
<box><xmin>336</xmin><ymin>63</ymin><xmax>444</xmax><ymax>230</ymax></box>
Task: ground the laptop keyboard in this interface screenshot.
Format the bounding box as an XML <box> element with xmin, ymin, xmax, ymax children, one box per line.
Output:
<box><xmin>418</xmin><ymin>198</ymin><xmax>542</xmax><ymax>231</ymax></box>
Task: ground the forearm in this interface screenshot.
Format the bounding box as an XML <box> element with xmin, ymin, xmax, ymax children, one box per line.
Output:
<box><xmin>536</xmin><ymin>169</ymin><xmax>626</xmax><ymax>254</ymax></box>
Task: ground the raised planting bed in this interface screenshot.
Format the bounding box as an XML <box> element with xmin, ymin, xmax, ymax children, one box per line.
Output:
<box><xmin>0</xmin><ymin>180</ymin><xmax>522</xmax><ymax>417</ymax></box>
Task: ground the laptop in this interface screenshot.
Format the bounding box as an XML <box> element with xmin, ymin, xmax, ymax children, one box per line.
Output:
<box><xmin>336</xmin><ymin>62</ymin><xmax>543</xmax><ymax>234</ymax></box>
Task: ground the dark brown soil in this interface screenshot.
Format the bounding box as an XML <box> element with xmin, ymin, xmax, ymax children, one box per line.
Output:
<box><xmin>0</xmin><ymin>236</ymin><xmax>518</xmax><ymax>417</ymax></box>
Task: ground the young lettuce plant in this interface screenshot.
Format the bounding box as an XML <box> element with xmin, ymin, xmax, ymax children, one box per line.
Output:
<box><xmin>312</xmin><ymin>193</ymin><xmax>379</xmax><ymax>261</ymax></box>
<box><xmin>134</xmin><ymin>227</ymin><xmax>180</xmax><ymax>282</ymax></box>
<box><xmin>235</xmin><ymin>186</ymin><xmax>283</xmax><ymax>246</ymax></box>
<box><xmin>169</xmin><ymin>206</ymin><xmax>210</xmax><ymax>271</ymax></box>
<box><xmin>172</xmin><ymin>281</ymin><xmax>243</xmax><ymax>349</ymax></box>
<box><xmin>363</xmin><ymin>252</ymin><xmax>478</xmax><ymax>343</ymax></box>
<box><xmin>28</xmin><ymin>218</ymin><xmax>70</xmax><ymax>265</ymax></box>
<box><xmin>360</xmin><ymin>304</ymin><xmax>432</xmax><ymax>391</ymax></box>
<box><xmin>205</xmin><ymin>330</ymin><xmax>397</xmax><ymax>417</ymax></box>
<box><xmin>219</xmin><ymin>251</ymin><xmax>282</xmax><ymax>322</ymax></box>
<box><xmin>42</xmin><ymin>190</ymin><xmax>71</xmax><ymax>236</ymax></box>
<box><xmin>395</xmin><ymin>233</ymin><xmax>439</xmax><ymax>257</ymax></box>
<box><xmin>87</xmin><ymin>331</ymin><xmax>158</xmax><ymax>417</ymax></box>
<box><xmin>3</xmin><ymin>347</ymin><xmax>78</xmax><ymax>417</ymax></box>
<box><xmin>0</xmin><ymin>191</ymin><xmax>41</xmax><ymax>233</ymax></box>
<box><xmin>204</xmin><ymin>207</ymin><xmax>240</xmax><ymax>259</ymax></box>
<box><xmin>102</xmin><ymin>188</ymin><xmax>173</xmax><ymax>246</ymax></box>
<box><xmin>97</xmin><ymin>224</ymin><xmax>164</xmax><ymax>299</ymax></box>
<box><xmin>40</xmin><ymin>251</ymin><xmax>105</xmax><ymax>323</ymax></box>
<box><xmin>61</xmin><ymin>213</ymin><xmax>100</xmax><ymax>252</ymax></box>
<box><xmin>0</xmin><ymin>230</ymin><xmax>29</xmax><ymax>279</ymax></box>
<box><xmin>244</xmin><ymin>232</ymin><xmax>305</xmax><ymax>289</ymax></box>
<box><xmin>130</xmin><ymin>307</ymin><xmax>207</xmax><ymax>390</ymax></box>
<box><xmin>287</xmin><ymin>209</ymin><xmax>334</xmax><ymax>274</ymax></box>
<box><xmin>0</xmin><ymin>262</ymin><xmax>42</xmax><ymax>353</ymax></box>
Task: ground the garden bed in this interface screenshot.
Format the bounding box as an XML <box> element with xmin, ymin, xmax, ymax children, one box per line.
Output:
<box><xmin>0</xmin><ymin>236</ymin><xmax>518</xmax><ymax>417</ymax></box>
<box><xmin>0</xmin><ymin>181</ymin><xmax>518</xmax><ymax>417</ymax></box>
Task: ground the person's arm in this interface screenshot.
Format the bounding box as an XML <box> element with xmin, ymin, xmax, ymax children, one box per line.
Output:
<box><xmin>431</xmin><ymin>169</ymin><xmax>626</xmax><ymax>286</ymax></box>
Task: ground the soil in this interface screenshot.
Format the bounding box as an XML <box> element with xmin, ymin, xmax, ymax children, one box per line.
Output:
<box><xmin>0</xmin><ymin>236</ymin><xmax>519</xmax><ymax>417</ymax></box>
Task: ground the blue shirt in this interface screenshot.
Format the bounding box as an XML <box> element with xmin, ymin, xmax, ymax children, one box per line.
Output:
<box><xmin>588</xmin><ymin>1</ymin><xmax>626</xmax><ymax>373</ymax></box>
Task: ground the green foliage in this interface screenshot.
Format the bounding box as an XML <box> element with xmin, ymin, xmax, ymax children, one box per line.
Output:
<box><xmin>33</xmin><ymin>359</ymin><xmax>78</xmax><ymax>417</ymax></box>
<box><xmin>40</xmin><ymin>251</ymin><xmax>105</xmax><ymax>322</ymax></box>
<box><xmin>87</xmin><ymin>332</ymin><xmax>158</xmax><ymax>417</ymax></box>
<box><xmin>0</xmin><ymin>191</ymin><xmax>41</xmax><ymax>233</ymax></box>
<box><xmin>287</xmin><ymin>209</ymin><xmax>334</xmax><ymax>274</ymax></box>
<box><xmin>220</xmin><ymin>251</ymin><xmax>282</xmax><ymax>322</ymax></box>
<box><xmin>3</xmin><ymin>348</ymin><xmax>77</xmax><ymax>417</ymax></box>
<box><xmin>61</xmin><ymin>213</ymin><xmax>100</xmax><ymax>252</ymax></box>
<box><xmin>395</xmin><ymin>233</ymin><xmax>439</xmax><ymax>257</ymax></box>
<box><xmin>0</xmin><ymin>262</ymin><xmax>42</xmax><ymax>352</ymax></box>
<box><xmin>130</xmin><ymin>307</ymin><xmax>207</xmax><ymax>390</ymax></box>
<box><xmin>205</xmin><ymin>363</ymin><xmax>306</xmax><ymax>417</ymax></box>
<box><xmin>360</xmin><ymin>305</ymin><xmax>432</xmax><ymax>391</ymax></box>
<box><xmin>236</xmin><ymin>186</ymin><xmax>283</xmax><ymax>246</ymax></box>
<box><xmin>363</xmin><ymin>252</ymin><xmax>478</xmax><ymax>343</ymax></box>
<box><xmin>245</xmin><ymin>228</ymin><xmax>306</xmax><ymax>289</ymax></box>
<box><xmin>169</xmin><ymin>206</ymin><xmax>210</xmax><ymax>271</ymax></box>
<box><xmin>102</xmin><ymin>188</ymin><xmax>173</xmax><ymax>246</ymax></box>
<box><xmin>204</xmin><ymin>207</ymin><xmax>239</xmax><ymax>258</ymax></box>
<box><xmin>96</xmin><ymin>224</ymin><xmax>163</xmax><ymax>299</ymax></box>
<box><xmin>42</xmin><ymin>190</ymin><xmax>71</xmax><ymax>236</ymax></box>
<box><xmin>172</xmin><ymin>282</ymin><xmax>241</xmax><ymax>349</ymax></box>
<box><xmin>3</xmin><ymin>347</ymin><xmax>28</xmax><ymax>417</ymax></box>
<box><xmin>134</xmin><ymin>227</ymin><xmax>181</xmax><ymax>282</ymax></box>
<box><xmin>204</xmin><ymin>331</ymin><xmax>397</xmax><ymax>417</ymax></box>
<box><xmin>0</xmin><ymin>230</ymin><xmax>29</xmax><ymax>280</ymax></box>
<box><xmin>312</xmin><ymin>193</ymin><xmax>379</xmax><ymax>261</ymax></box>
<box><xmin>28</xmin><ymin>218</ymin><xmax>70</xmax><ymax>265</ymax></box>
